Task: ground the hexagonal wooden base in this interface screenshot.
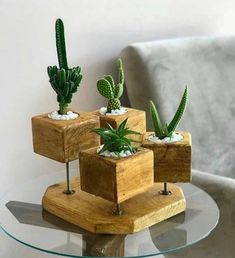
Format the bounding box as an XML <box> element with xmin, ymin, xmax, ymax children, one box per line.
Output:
<box><xmin>42</xmin><ymin>177</ymin><xmax>186</xmax><ymax>234</ymax></box>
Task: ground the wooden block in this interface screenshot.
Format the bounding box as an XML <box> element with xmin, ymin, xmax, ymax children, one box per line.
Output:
<box><xmin>79</xmin><ymin>147</ymin><xmax>154</xmax><ymax>203</ymax></box>
<box><xmin>142</xmin><ymin>132</ymin><xmax>192</xmax><ymax>183</ymax></box>
<box><xmin>91</xmin><ymin>108</ymin><xmax>146</xmax><ymax>144</ymax></box>
<box><xmin>42</xmin><ymin>177</ymin><xmax>186</xmax><ymax>234</ymax></box>
<box><xmin>32</xmin><ymin>111</ymin><xmax>100</xmax><ymax>163</ymax></box>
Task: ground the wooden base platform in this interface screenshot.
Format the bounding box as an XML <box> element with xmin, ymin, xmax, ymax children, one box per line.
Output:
<box><xmin>42</xmin><ymin>177</ymin><xmax>186</xmax><ymax>234</ymax></box>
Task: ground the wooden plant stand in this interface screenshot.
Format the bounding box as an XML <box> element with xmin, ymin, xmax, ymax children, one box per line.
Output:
<box><xmin>42</xmin><ymin>177</ymin><xmax>186</xmax><ymax>234</ymax></box>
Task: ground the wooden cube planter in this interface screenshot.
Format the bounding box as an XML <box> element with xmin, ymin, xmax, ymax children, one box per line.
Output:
<box><xmin>32</xmin><ymin>111</ymin><xmax>100</xmax><ymax>163</ymax></box>
<box><xmin>142</xmin><ymin>131</ymin><xmax>192</xmax><ymax>183</ymax></box>
<box><xmin>91</xmin><ymin>108</ymin><xmax>146</xmax><ymax>144</ymax></box>
<box><xmin>79</xmin><ymin>147</ymin><xmax>154</xmax><ymax>203</ymax></box>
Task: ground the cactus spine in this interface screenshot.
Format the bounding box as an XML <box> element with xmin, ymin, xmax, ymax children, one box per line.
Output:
<box><xmin>97</xmin><ymin>59</ymin><xmax>124</xmax><ymax>113</ymax></box>
<box><xmin>47</xmin><ymin>19</ymin><xmax>82</xmax><ymax>115</ymax></box>
<box><xmin>150</xmin><ymin>86</ymin><xmax>188</xmax><ymax>139</ymax></box>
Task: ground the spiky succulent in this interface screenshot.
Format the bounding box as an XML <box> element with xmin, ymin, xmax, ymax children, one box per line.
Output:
<box><xmin>47</xmin><ymin>19</ymin><xmax>82</xmax><ymax>115</ymax></box>
<box><xmin>97</xmin><ymin>59</ymin><xmax>124</xmax><ymax>113</ymax></box>
<box><xmin>150</xmin><ymin>86</ymin><xmax>188</xmax><ymax>139</ymax></box>
<box><xmin>93</xmin><ymin>118</ymin><xmax>140</xmax><ymax>156</ymax></box>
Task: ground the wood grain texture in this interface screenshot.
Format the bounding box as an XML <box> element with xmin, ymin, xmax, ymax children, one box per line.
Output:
<box><xmin>42</xmin><ymin>177</ymin><xmax>186</xmax><ymax>234</ymax></box>
<box><xmin>32</xmin><ymin>111</ymin><xmax>100</xmax><ymax>163</ymax></box>
<box><xmin>142</xmin><ymin>132</ymin><xmax>192</xmax><ymax>183</ymax></box>
<box><xmin>91</xmin><ymin>108</ymin><xmax>146</xmax><ymax>145</ymax></box>
<box><xmin>79</xmin><ymin>147</ymin><xmax>154</xmax><ymax>203</ymax></box>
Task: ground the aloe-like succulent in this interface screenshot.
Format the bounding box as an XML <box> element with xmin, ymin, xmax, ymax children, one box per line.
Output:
<box><xmin>47</xmin><ymin>19</ymin><xmax>82</xmax><ymax>115</ymax></box>
<box><xmin>97</xmin><ymin>59</ymin><xmax>124</xmax><ymax>113</ymax></box>
<box><xmin>93</xmin><ymin>118</ymin><xmax>140</xmax><ymax>156</ymax></box>
<box><xmin>150</xmin><ymin>86</ymin><xmax>188</xmax><ymax>139</ymax></box>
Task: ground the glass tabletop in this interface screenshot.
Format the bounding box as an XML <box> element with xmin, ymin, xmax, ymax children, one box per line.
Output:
<box><xmin>0</xmin><ymin>170</ymin><xmax>219</xmax><ymax>257</ymax></box>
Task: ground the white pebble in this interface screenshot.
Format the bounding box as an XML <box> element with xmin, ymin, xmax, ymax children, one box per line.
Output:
<box><xmin>99</xmin><ymin>107</ymin><xmax>128</xmax><ymax>116</ymax></box>
<box><xmin>146</xmin><ymin>132</ymin><xmax>183</xmax><ymax>143</ymax></box>
<box><xmin>125</xmin><ymin>150</ymin><xmax>132</xmax><ymax>156</ymax></box>
<box><xmin>97</xmin><ymin>145</ymin><xmax>133</xmax><ymax>158</ymax></box>
<box><xmin>48</xmin><ymin>111</ymin><xmax>79</xmax><ymax>120</ymax></box>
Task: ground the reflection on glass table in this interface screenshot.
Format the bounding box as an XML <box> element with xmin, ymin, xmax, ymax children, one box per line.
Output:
<box><xmin>0</xmin><ymin>171</ymin><xmax>219</xmax><ymax>257</ymax></box>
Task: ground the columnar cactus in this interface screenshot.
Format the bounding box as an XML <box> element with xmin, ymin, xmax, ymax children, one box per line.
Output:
<box><xmin>47</xmin><ymin>19</ymin><xmax>82</xmax><ymax>115</ymax></box>
<box><xmin>97</xmin><ymin>59</ymin><xmax>124</xmax><ymax>113</ymax></box>
<box><xmin>150</xmin><ymin>86</ymin><xmax>188</xmax><ymax>139</ymax></box>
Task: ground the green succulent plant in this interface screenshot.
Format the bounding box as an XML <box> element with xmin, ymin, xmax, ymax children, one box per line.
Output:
<box><xmin>97</xmin><ymin>58</ymin><xmax>124</xmax><ymax>113</ymax></box>
<box><xmin>47</xmin><ymin>19</ymin><xmax>82</xmax><ymax>115</ymax></box>
<box><xmin>93</xmin><ymin>118</ymin><xmax>141</xmax><ymax>156</ymax></box>
<box><xmin>150</xmin><ymin>86</ymin><xmax>188</xmax><ymax>139</ymax></box>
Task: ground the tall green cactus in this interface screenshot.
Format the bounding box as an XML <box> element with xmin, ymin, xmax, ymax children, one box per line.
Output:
<box><xmin>55</xmin><ymin>19</ymin><xmax>68</xmax><ymax>70</ymax></box>
<box><xmin>47</xmin><ymin>19</ymin><xmax>82</xmax><ymax>115</ymax></box>
<box><xmin>150</xmin><ymin>86</ymin><xmax>188</xmax><ymax>139</ymax></box>
<box><xmin>97</xmin><ymin>59</ymin><xmax>124</xmax><ymax>113</ymax></box>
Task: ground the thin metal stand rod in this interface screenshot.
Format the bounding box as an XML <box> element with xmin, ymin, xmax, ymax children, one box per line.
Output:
<box><xmin>164</xmin><ymin>182</ymin><xmax>167</xmax><ymax>193</ymax></box>
<box><xmin>113</xmin><ymin>203</ymin><xmax>124</xmax><ymax>216</ymax></box>
<box><xmin>159</xmin><ymin>182</ymin><xmax>172</xmax><ymax>195</ymax></box>
<box><xmin>66</xmin><ymin>162</ymin><xmax>70</xmax><ymax>192</ymax></box>
<box><xmin>63</xmin><ymin>162</ymin><xmax>75</xmax><ymax>195</ymax></box>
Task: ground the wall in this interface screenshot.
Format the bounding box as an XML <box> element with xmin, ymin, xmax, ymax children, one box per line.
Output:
<box><xmin>0</xmin><ymin>0</ymin><xmax>234</xmax><ymax>256</ymax></box>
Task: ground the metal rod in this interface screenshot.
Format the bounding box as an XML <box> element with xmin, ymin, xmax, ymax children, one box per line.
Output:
<box><xmin>63</xmin><ymin>162</ymin><xmax>75</xmax><ymax>195</ymax></box>
<box><xmin>159</xmin><ymin>182</ymin><xmax>172</xmax><ymax>195</ymax></box>
<box><xmin>164</xmin><ymin>182</ymin><xmax>167</xmax><ymax>193</ymax></box>
<box><xmin>113</xmin><ymin>203</ymin><xmax>123</xmax><ymax>215</ymax></box>
<box><xmin>66</xmin><ymin>162</ymin><xmax>70</xmax><ymax>192</ymax></box>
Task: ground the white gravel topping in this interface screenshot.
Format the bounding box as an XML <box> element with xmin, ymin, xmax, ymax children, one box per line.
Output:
<box><xmin>146</xmin><ymin>132</ymin><xmax>183</xmax><ymax>143</ymax></box>
<box><xmin>97</xmin><ymin>145</ymin><xmax>133</xmax><ymax>158</ymax></box>
<box><xmin>48</xmin><ymin>111</ymin><xmax>79</xmax><ymax>120</ymax></box>
<box><xmin>99</xmin><ymin>107</ymin><xmax>128</xmax><ymax>116</ymax></box>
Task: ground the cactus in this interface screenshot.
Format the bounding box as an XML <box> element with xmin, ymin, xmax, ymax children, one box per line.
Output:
<box><xmin>97</xmin><ymin>59</ymin><xmax>124</xmax><ymax>113</ymax></box>
<box><xmin>93</xmin><ymin>118</ymin><xmax>140</xmax><ymax>155</ymax></box>
<box><xmin>47</xmin><ymin>19</ymin><xmax>82</xmax><ymax>115</ymax></box>
<box><xmin>150</xmin><ymin>86</ymin><xmax>188</xmax><ymax>139</ymax></box>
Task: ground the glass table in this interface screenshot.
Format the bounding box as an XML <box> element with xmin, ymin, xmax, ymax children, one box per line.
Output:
<box><xmin>0</xmin><ymin>170</ymin><xmax>219</xmax><ymax>257</ymax></box>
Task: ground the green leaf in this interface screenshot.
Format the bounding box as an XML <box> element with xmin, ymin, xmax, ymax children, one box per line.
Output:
<box><xmin>118</xmin><ymin>118</ymin><xmax>128</xmax><ymax>131</ymax></box>
<box><xmin>106</xmin><ymin>122</ymin><xmax>115</xmax><ymax>131</ymax></box>
<box><xmin>167</xmin><ymin>86</ymin><xmax>188</xmax><ymax>133</ymax></box>
<box><xmin>97</xmin><ymin>79</ymin><xmax>114</xmax><ymax>99</ymax></box>
<box><xmin>150</xmin><ymin>100</ymin><xmax>163</xmax><ymax>138</ymax></box>
<box><xmin>119</xmin><ymin>129</ymin><xmax>141</xmax><ymax>137</ymax></box>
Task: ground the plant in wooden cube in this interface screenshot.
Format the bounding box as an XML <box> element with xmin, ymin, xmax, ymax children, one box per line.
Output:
<box><xmin>142</xmin><ymin>86</ymin><xmax>191</xmax><ymax>194</ymax></box>
<box><xmin>32</xmin><ymin>19</ymin><xmax>100</xmax><ymax>194</ymax></box>
<box><xmin>79</xmin><ymin>118</ymin><xmax>154</xmax><ymax>215</ymax></box>
<box><xmin>93</xmin><ymin>58</ymin><xmax>146</xmax><ymax>144</ymax></box>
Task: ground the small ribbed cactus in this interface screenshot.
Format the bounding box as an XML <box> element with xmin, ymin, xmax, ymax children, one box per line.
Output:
<box><xmin>47</xmin><ymin>19</ymin><xmax>82</xmax><ymax>115</ymax></box>
<box><xmin>150</xmin><ymin>86</ymin><xmax>188</xmax><ymax>139</ymax></box>
<box><xmin>97</xmin><ymin>59</ymin><xmax>124</xmax><ymax>113</ymax></box>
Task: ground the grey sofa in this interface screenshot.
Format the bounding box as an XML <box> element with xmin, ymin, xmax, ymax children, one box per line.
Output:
<box><xmin>121</xmin><ymin>36</ymin><xmax>235</xmax><ymax>257</ymax></box>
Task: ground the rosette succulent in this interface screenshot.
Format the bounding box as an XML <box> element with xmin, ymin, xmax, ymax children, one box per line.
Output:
<box><xmin>93</xmin><ymin>118</ymin><xmax>140</xmax><ymax>156</ymax></box>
